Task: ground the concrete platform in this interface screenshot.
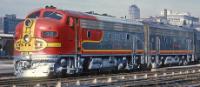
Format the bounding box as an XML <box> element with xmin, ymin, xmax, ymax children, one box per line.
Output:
<box><xmin>0</xmin><ymin>60</ymin><xmax>14</xmax><ymax>75</ymax></box>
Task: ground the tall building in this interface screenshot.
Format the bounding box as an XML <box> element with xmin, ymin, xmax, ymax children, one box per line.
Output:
<box><xmin>0</xmin><ymin>17</ymin><xmax>4</xmax><ymax>33</ymax></box>
<box><xmin>129</xmin><ymin>4</ymin><xmax>140</xmax><ymax>20</ymax></box>
<box><xmin>3</xmin><ymin>14</ymin><xmax>23</xmax><ymax>34</ymax></box>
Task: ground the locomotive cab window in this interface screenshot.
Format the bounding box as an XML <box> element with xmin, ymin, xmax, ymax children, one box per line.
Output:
<box><xmin>43</xmin><ymin>11</ymin><xmax>63</xmax><ymax>20</ymax></box>
<box><xmin>27</xmin><ymin>11</ymin><xmax>40</xmax><ymax>18</ymax></box>
<box><xmin>67</xmin><ymin>17</ymin><xmax>74</xmax><ymax>27</ymax></box>
<box><xmin>67</xmin><ymin>17</ymin><xmax>79</xmax><ymax>28</ymax></box>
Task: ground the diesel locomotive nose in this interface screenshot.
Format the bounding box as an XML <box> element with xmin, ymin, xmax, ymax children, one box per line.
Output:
<box><xmin>15</xmin><ymin>19</ymin><xmax>47</xmax><ymax>52</ymax></box>
<box><xmin>15</xmin><ymin>18</ymin><xmax>61</xmax><ymax>53</ymax></box>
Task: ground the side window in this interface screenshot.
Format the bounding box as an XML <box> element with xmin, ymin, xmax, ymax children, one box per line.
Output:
<box><xmin>75</xmin><ymin>18</ymin><xmax>79</xmax><ymax>24</ymax></box>
<box><xmin>87</xmin><ymin>31</ymin><xmax>91</xmax><ymax>38</ymax></box>
<box><xmin>67</xmin><ymin>17</ymin><xmax>79</xmax><ymax>28</ymax></box>
<box><xmin>43</xmin><ymin>11</ymin><xmax>63</xmax><ymax>20</ymax></box>
<box><xmin>67</xmin><ymin>17</ymin><xmax>74</xmax><ymax>27</ymax></box>
<box><xmin>126</xmin><ymin>33</ymin><xmax>130</xmax><ymax>40</ymax></box>
<box><xmin>27</xmin><ymin>11</ymin><xmax>40</xmax><ymax>18</ymax></box>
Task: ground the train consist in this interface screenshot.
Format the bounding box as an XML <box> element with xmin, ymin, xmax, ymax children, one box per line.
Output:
<box><xmin>14</xmin><ymin>6</ymin><xmax>200</xmax><ymax>77</ymax></box>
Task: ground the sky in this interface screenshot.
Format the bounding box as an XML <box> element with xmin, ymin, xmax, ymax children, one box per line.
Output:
<box><xmin>0</xmin><ymin>0</ymin><xmax>200</xmax><ymax>19</ymax></box>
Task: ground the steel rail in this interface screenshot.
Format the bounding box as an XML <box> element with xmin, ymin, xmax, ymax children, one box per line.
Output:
<box><xmin>1</xmin><ymin>65</ymin><xmax>200</xmax><ymax>87</ymax></box>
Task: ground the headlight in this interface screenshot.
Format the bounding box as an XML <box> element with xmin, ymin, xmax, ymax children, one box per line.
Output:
<box><xmin>24</xmin><ymin>35</ymin><xmax>30</xmax><ymax>43</ymax></box>
<box><xmin>24</xmin><ymin>55</ymin><xmax>31</xmax><ymax>59</ymax></box>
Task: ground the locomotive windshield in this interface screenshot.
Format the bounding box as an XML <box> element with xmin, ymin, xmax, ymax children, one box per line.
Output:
<box><xmin>27</xmin><ymin>11</ymin><xmax>40</xmax><ymax>18</ymax></box>
<box><xmin>43</xmin><ymin>11</ymin><xmax>63</xmax><ymax>20</ymax></box>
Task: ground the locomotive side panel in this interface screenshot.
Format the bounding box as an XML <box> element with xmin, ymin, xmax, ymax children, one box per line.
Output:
<box><xmin>195</xmin><ymin>30</ymin><xmax>200</xmax><ymax>61</ymax></box>
<box><xmin>81</xmin><ymin>30</ymin><xmax>139</xmax><ymax>54</ymax></box>
<box><xmin>80</xmin><ymin>19</ymin><xmax>144</xmax><ymax>55</ymax></box>
<box><xmin>147</xmin><ymin>24</ymin><xmax>195</xmax><ymax>67</ymax></box>
<box><xmin>60</xmin><ymin>17</ymin><xmax>76</xmax><ymax>54</ymax></box>
<box><xmin>149</xmin><ymin>27</ymin><xmax>194</xmax><ymax>54</ymax></box>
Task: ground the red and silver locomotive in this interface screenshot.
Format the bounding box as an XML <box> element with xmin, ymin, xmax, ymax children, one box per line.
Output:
<box><xmin>14</xmin><ymin>6</ymin><xmax>200</xmax><ymax>77</ymax></box>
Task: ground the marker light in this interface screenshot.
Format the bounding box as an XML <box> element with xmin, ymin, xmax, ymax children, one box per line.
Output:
<box><xmin>25</xmin><ymin>19</ymin><xmax>33</xmax><ymax>27</ymax></box>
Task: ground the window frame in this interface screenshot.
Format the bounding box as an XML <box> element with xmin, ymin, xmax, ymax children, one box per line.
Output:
<box><xmin>27</xmin><ymin>11</ymin><xmax>41</xmax><ymax>18</ymax></box>
<box><xmin>43</xmin><ymin>11</ymin><xmax>63</xmax><ymax>20</ymax></box>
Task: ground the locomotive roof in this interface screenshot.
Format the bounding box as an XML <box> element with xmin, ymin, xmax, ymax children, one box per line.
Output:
<box><xmin>64</xmin><ymin>10</ymin><xmax>97</xmax><ymax>20</ymax></box>
<box><xmin>39</xmin><ymin>8</ymin><xmax>194</xmax><ymax>32</ymax></box>
<box><xmin>144</xmin><ymin>21</ymin><xmax>194</xmax><ymax>32</ymax></box>
<box><xmin>93</xmin><ymin>15</ymin><xmax>143</xmax><ymax>26</ymax></box>
<box><xmin>64</xmin><ymin>10</ymin><xmax>143</xmax><ymax>26</ymax></box>
<box><xmin>64</xmin><ymin>10</ymin><xmax>193</xmax><ymax>32</ymax></box>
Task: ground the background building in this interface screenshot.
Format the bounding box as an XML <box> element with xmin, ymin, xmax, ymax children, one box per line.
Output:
<box><xmin>0</xmin><ymin>17</ymin><xmax>4</xmax><ymax>33</ymax></box>
<box><xmin>142</xmin><ymin>9</ymin><xmax>199</xmax><ymax>29</ymax></box>
<box><xmin>0</xmin><ymin>14</ymin><xmax>22</xmax><ymax>58</ymax></box>
<box><xmin>129</xmin><ymin>4</ymin><xmax>140</xmax><ymax>20</ymax></box>
<box><xmin>3</xmin><ymin>14</ymin><xmax>23</xmax><ymax>34</ymax></box>
<box><xmin>160</xmin><ymin>9</ymin><xmax>199</xmax><ymax>27</ymax></box>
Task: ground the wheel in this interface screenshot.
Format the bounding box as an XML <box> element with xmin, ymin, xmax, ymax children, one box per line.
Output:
<box><xmin>183</xmin><ymin>59</ymin><xmax>188</xmax><ymax>66</ymax></box>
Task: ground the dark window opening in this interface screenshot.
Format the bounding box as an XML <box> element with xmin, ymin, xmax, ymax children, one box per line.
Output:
<box><xmin>87</xmin><ymin>31</ymin><xmax>91</xmax><ymax>38</ymax></box>
<box><xmin>67</xmin><ymin>17</ymin><xmax>74</xmax><ymax>27</ymax></box>
<box><xmin>27</xmin><ymin>11</ymin><xmax>40</xmax><ymax>18</ymax></box>
<box><xmin>43</xmin><ymin>11</ymin><xmax>63</xmax><ymax>20</ymax></box>
<box><xmin>75</xmin><ymin>18</ymin><xmax>79</xmax><ymax>24</ymax></box>
<box><xmin>126</xmin><ymin>34</ymin><xmax>130</xmax><ymax>40</ymax></box>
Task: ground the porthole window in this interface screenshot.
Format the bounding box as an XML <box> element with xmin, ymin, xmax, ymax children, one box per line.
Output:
<box><xmin>126</xmin><ymin>34</ymin><xmax>130</xmax><ymax>40</ymax></box>
<box><xmin>87</xmin><ymin>31</ymin><xmax>91</xmax><ymax>38</ymax></box>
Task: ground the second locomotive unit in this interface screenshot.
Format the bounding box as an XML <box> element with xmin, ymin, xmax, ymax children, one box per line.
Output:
<box><xmin>14</xmin><ymin>6</ymin><xmax>200</xmax><ymax>77</ymax></box>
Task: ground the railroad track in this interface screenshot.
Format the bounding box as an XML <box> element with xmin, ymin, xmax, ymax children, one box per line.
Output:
<box><xmin>1</xmin><ymin>64</ymin><xmax>200</xmax><ymax>87</ymax></box>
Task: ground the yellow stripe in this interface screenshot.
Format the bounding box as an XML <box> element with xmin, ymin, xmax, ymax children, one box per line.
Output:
<box><xmin>82</xmin><ymin>40</ymin><xmax>101</xmax><ymax>43</ymax></box>
<box><xmin>23</xmin><ymin>19</ymin><xmax>35</xmax><ymax>38</ymax></box>
<box><xmin>15</xmin><ymin>19</ymin><xmax>37</xmax><ymax>52</ymax></box>
<box><xmin>82</xmin><ymin>49</ymin><xmax>132</xmax><ymax>52</ymax></box>
<box><xmin>81</xmin><ymin>49</ymin><xmax>193</xmax><ymax>54</ymax></box>
<box><xmin>47</xmin><ymin>43</ymin><xmax>61</xmax><ymax>47</ymax></box>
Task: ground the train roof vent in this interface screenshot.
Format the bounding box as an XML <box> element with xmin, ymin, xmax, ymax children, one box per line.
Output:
<box><xmin>45</xmin><ymin>5</ymin><xmax>56</xmax><ymax>9</ymax></box>
<box><xmin>85</xmin><ymin>11</ymin><xmax>115</xmax><ymax>17</ymax></box>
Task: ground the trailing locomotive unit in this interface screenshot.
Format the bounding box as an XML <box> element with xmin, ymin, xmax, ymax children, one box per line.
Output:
<box><xmin>145</xmin><ymin>22</ymin><xmax>196</xmax><ymax>67</ymax></box>
<box><xmin>14</xmin><ymin>6</ymin><xmax>198</xmax><ymax>77</ymax></box>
